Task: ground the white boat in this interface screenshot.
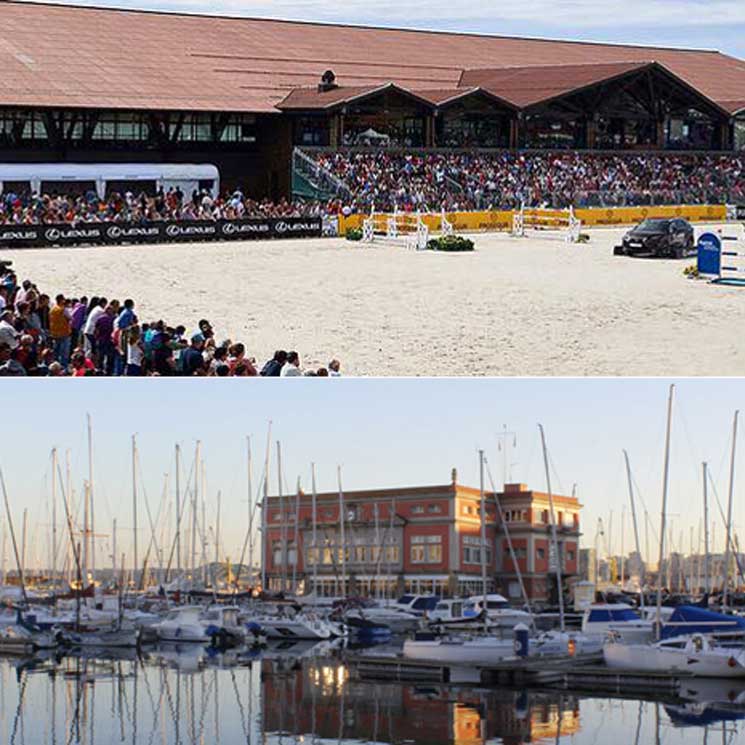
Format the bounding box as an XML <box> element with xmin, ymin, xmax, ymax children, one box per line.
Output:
<box><xmin>384</xmin><ymin>594</ymin><xmax>441</xmax><ymax>617</ymax></box>
<box><xmin>0</xmin><ymin>622</ymin><xmax>57</xmax><ymax>652</ymax></box>
<box><xmin>343</xmin><ymin>606</ymin><xmax>419</xmax><ymax>634</ymax></box>
<box><xmin>155</xmin><ymin>606</ymin><xmax>212</xmax><ymax>643</ymax></box>
<box><xmin>59</xmin><ymin>625</ymin><xmax>139</xmax><ymax>648</ymax></box>
<box><xmin>257</xmin><ymin>612</ymin><xmax>337</xmax><ymax>640</ymax></box>
<box><xmin>402</xmin><ymin>630</ymin><xmax>578</xmax><ymax>665</ymax></box>
<box><xmin>603</xmin><ymin>634</ymin><xmax>745</xmax><ymax>677</ymax></box>
<box><xmin>461</xmin><ymin>594</ymin><xmax>533</xmax><ymax>629</ymax></box>
<box><xmin>581</xmin><ymin>603</ymin><xmax>654</xmax><ymax>643</ymax></box>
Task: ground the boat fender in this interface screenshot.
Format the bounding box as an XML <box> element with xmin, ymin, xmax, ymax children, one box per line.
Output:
<box><xmin>729</xmin><ymin>656</ymin><xmax>737</xmax><ymax>668</ymax></box>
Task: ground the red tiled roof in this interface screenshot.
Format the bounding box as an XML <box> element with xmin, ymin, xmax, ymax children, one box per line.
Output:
<box><xmin>2</xmin><ymin>2</ymin><xmax>745</xmax><ymax>114</ymax></box>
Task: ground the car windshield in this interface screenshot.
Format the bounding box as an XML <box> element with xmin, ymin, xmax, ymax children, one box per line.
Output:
<box><xmin>637</xmin><ymin>219</ymin><xmax>670</xmax><ymax>231</ymax></box>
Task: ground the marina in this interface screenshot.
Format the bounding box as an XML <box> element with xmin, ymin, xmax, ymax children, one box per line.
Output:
<box><xmin>0</xmin><ymin>642</ymin><xmax>743</xmax><ymax>744</ymax></box>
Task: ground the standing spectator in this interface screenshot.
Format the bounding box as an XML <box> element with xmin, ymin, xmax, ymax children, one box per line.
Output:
<box><xmin>94</xmin><ymin>304</ymin><xmax>116</xmax><ymax>375</ymax></box>
<box><xmin>84</xmin><ymin>297</ymin><xmax>107</xmax><ymax>356</ymax></box>
<box><xmin>49</xmin><ymin>293</ymin><xmax>72</xmax><ymax>368</ymax></box>
<box><xmin>181</xmin><ymin>333</ymin><xmax>206</xmax><ymax>376</ymax></box>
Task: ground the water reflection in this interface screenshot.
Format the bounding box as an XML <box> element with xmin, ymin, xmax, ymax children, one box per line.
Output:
<box><xmin>0</xmin><ymin>643</ymin><xmax>743</xmax><ymax>744</ymax></box>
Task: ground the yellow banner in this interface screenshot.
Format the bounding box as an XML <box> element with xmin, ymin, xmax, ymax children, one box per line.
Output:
<box><xmin>338</xmin><ymin>204</ymin><xmax>727</xmax><ymax>236</ymax></box>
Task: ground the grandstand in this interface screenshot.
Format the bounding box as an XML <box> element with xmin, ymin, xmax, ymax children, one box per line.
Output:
<box><xmin>2</xmin><ymin>1</ymin><xmax>745</xmax><ymax>200</ymax></box>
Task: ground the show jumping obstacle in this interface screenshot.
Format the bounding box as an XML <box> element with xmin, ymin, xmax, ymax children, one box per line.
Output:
<box><xmin>697</xmin><ymin>230</ymin><xmax>745</xmax><ymax>286</ymax></box>
<box><xmin>512</xmin><ymin>205</ymin><xmax>582</xmax><ymax>243</ymax></box>
<box><xmin>362</xmin><ymin>207</ymin><xmax>454</xmax><ymax>250</ymax></box>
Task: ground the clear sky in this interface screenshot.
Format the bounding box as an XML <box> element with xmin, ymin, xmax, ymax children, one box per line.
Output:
<box><xmin>2</xmin><ymin>378</ymin><xmax>745</xmax><ymax>572</ymax></box>
<box><xmin>23</xmin><ymin>0</ymin><xmax>745</xmax><ymax>59</ymax></box>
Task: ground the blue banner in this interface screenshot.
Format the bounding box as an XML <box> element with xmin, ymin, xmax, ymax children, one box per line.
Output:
<box><xmin>697</xmin><ymin>232</ymin><xmax>722</xmax><ymax>275</ymax></box>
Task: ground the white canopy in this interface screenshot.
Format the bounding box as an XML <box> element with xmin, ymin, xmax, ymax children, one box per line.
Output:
<box><xmin>0</xmin><ymin>162</ymin><xmax>220</xmax><ymax>199</ymax></box>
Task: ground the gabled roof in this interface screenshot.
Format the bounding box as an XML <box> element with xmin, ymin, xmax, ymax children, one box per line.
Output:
<box><xmin>1</xmin><ymin>2</ymin><xmax>745</xmax><ymax>115</ymax></box>
<box><xmin>277</xmin><ymin>82</ymin><xmax>437</xmax><ymax>111</ymax></box>
<box><xmin>278</xmin><ymin>84</ymin><xmax>519</xmax><ymax>111</ymax></box>
<box><xmin>460</xmin><ymin>61</ymin><xmax>653</xmax><ymax>108</ymax></box>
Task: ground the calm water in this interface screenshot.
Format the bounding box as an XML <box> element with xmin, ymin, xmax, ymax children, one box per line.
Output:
<box><xmin>0</xmin><ymin>641</ymin><xmax>743</xmax><ymax>744</ymax></box>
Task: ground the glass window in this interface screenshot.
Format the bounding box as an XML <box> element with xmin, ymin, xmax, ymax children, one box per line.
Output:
<box><xmin>92</xmin><ymin>112</ymin><xmax>148</xmax><ymax>141</ymax></box>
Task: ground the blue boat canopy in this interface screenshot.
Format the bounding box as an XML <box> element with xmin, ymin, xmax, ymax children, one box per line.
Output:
<box><xmin>661</xmin><ymin>605</ymin><xmax>745</xmax><ymax>639</ymax></box>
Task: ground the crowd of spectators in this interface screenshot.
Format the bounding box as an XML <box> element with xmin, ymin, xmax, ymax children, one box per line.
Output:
<box><xmin>312</xmin><ymin>150</ymin><xmax>745</xmax><ymax>213</ymax></box>
<box><xmin>0</xmin><ymin>186</ymin><xmax>325</xmax><ymax>226</ymax></box>
<box><xmin>0</xmin><ymin>263</ymin><xmax>342</xmax><ymax>378</ymax></box>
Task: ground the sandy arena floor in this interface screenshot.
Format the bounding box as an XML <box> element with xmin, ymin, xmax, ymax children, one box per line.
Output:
<box><xmin>5</xmin><ymin>224</ymin><xmax>744</xmax><ymax>376</ymax></box>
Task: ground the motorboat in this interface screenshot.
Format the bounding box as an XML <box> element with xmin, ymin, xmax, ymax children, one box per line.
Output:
<box><xmin>384</xmin><ymin>594</ymin><xmax>440</xmax><ymax>617</ymax></box>
<box><xmin>461</xmin><ymin>594</ymin><xmax>533</xmax><ymax>629</ymax></box>
<box><xmin>580</xmin><ymin>603</ymin><xmax>654</xmax><ymax>643</ymax></box>
<box><xmin>603</xmin><ymin>633</ymin><xmax>745</xmax><ymax>677</ymax></box>
<box><xmin>154</xmin><ymin>605</ymin><xmax>245</xmax><ymax>646</ymax></box>
<box><xmin>342</xmin><ymin>605</ymin><xmax>419</xmax><ymax>634</ymax></box>
<box><xmin>256</xmin><ymin>611</ymin><xmax>339</xmax><ymax>640</ymax></box>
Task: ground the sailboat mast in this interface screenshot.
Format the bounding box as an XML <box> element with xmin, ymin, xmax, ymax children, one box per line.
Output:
<box><xmin>478</xmin><ymin>449</ymin><xmax>488</xmax><ymax>633</ymax></box>
<box><xmin>723</xmin><ymin>410</ymin><xmax>738</xmax><ymax>612</ymax></box>
<box><xmin>538</xmin><ymin>424</ymin><xmax>565</xmax><ymax>632</ymax></box>
<box><xmin>175</xmin><ymin>443</ymin><xmax>181</xmax><ymax>577</ymax></box>
<box><xmin>246</xmin><ymin>436</ymin><xmax>253</xmax><ymax>589</ymax></box>
<box><xmin>87</xmin><ymin>414</ymin><xmax>95</xmax><ymax>586</ymax></box>
<box><xmin>623</xmin><ymin>450</ymin><xmax>645</xmax><ymax>611</ymax></box>
<box><xmin>311</xmin><ymin>463</ymin><xmax>318</xmax><ymax>596</ymax></box>
<box><xmin>337</xmin><ymin>466</ymin><xmax>346</xmax><ymax>598</ymax></box>
<box><xmin>261</xmin><ymin>424</ymin><xmax>271</xmax><ymax>591</ymax></box>
<box><xmin>192</xmin><ymin>441</ymin><xmax>200</xmax><ymax>581</ymax></box>
<box><xmin>655</xmin><ymin>384</ymin><xmax>674</xmax><ymax>639</ymax></box>
<box><xmin>51</xmin><ymin>447</ymin><xmax>57</xmax><ymax>591</ymax></box>
<box><xmin>132</xmin><ymin>434</ymin><xmax>138</xmax><ymax>588</ymax></box>
<box><xmin>277</xmin><ymin>442</ymin><xmax>285</xmax><ymax>593</ymax></box>
<box><xmin>0</xmin><ymin>469</ymin><xmax>29</xmax><ymax>607</ymax></box>
<box><xmin>703</xmin><ymin>462</ymin><xmax>710</xmax><ymax>595</ymax></box>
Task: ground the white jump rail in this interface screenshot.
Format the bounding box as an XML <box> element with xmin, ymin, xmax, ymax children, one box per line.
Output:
<box><xmin>512</xmin><ymin>204</ymin><xmax>582</xmax><ymax>243</ymax></box>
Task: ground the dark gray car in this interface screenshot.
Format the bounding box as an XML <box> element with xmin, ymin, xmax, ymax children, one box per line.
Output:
<box><xmin>618</xmin><ymin>218</ymin><xmax>695</xmax><ymax>258</ymax></box>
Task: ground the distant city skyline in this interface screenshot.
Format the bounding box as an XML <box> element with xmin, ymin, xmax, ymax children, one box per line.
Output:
<box><xmin>22</xmin><ymin>0</ymin><xmax>745</xmax><ymax>59</ymax></box>
<box><xmin>1</xmin><ymin>379</ymin><xmax>744</xmax><ymax>572</ymax></box>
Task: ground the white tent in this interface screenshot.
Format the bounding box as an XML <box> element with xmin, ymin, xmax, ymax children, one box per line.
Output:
<box><xmin>0</xmin><ymin>162</ymin><xmax>220</xmax><ymax>199</ymax></box>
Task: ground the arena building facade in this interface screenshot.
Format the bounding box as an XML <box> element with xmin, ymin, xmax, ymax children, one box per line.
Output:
<box><xmin>3</xmin><ymin>1</ymin><xmax>745</xmax><ymax>198</ymax></box>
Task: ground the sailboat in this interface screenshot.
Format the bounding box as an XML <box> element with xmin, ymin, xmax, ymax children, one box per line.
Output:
<box><xmin>604</xmin><ymin>633</ymin><xmax>745</xmax><ymax>677</ymax></box>
<box><xmin>603</xmin><ymin>392</ymin><xmax>745</xmax><ymax>677</ymax></box>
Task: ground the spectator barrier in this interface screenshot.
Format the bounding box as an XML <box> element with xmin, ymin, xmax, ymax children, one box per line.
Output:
<box><xmin>340</xmin><ymin>204</ymin><xmax>727</xmax><ymax>236</ymax></box>
<box><xmin>0</xmin><ymin>216</ymin><xmax>323</xmax><ymax>249</ymax></box>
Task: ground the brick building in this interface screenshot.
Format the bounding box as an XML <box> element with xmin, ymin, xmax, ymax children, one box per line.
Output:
<box><xmin>262</xmin><ymin>471</ymin><xmax>581</xmax><ymax>604</ymax></box>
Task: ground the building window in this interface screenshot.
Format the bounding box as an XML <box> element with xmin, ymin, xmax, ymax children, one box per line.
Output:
<box><xmin>541</xmin><ymin>510</ymin><xmax>549</xmax><ymax>523</ymax></box>
<box><xmin>220</xmin><ymin>115</ymin><xmax>257</xmax><ymax>143</ymax></box>
<box><xmin>307</xmin><ymin>547</ymin><xmax>319</xmax><ymax>565</ymax></box>
<box><xmin>427</xmin><ymin>504</ymin><xmax>442</xmax><ymax>514</ymax></box>
<box><xmin>411</xmin><ymin>535</ymin><xmax>442</xmax><ymax>563</ymax></box>
<box><xmin>272</xmin><ymin>541</ymin><xmax>282</xmax><ymax>567</ymax></box>
<box><xmin>92</xmin><ymin>112</ymin><xmax>149</xmax><ymax>141</ymax></box>
<box><xmin>168</xmin><ymin>113</ymin><xmax>212</xmax><ymax>142</ymax></box>
<box><xmin>536</xmin><ymin>547</ymin><xmax>545</xmax><ymax>560</ymax></box>
<box><xmin>568</xmin><ymin>550</ymin><xmax>576</xmax><ymax>562</ymax></box>
<box><xmin>384</xmin><ymin>545</ymin><xmax>399</xmax><ymax>564</ymax></box>
<box><xmin>354</xmin><ymin>545</ymin><xmax>366</xmax><ymax>563</ymax></box>
<box><xmin>463</xmin><ymin>536</ymin><xmax>491</xmax><ymax>565</ymax></box>
<box><xmin>411</xmin><ymin>505</ymin><xmax>425</xmax><ymax>515</ymax></box>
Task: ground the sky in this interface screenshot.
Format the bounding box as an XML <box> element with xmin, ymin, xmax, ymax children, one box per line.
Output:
<box><xmin>22</xmin><ymin>0</ymin><xmax>745</xmax><ymax>58</ymax></box>
<box><xmin>2</xmin><ymin>378</ymin><xmax>745</xmax><ymax>572</ymax></box>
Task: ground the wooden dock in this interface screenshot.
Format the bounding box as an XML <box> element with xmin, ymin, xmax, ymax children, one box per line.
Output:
<box><xmin>350</xmin><ymin>653</ymin><xmax>693</xmax><ymax>694</ymax></box>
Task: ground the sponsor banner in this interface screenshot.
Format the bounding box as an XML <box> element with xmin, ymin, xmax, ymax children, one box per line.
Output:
<box><xmin>0</xmin><ymin>217</ymin><xmax>322</xmax><ymax>248</ymax></box>
<box><xmin>339</xmin><ymin>204</ymin><xmax>727</xmax><ymax>236</ymax></box>
<box><xmin>575</xmin><ymin>204</ymin><xmax>728</xmax><ymax>227</ymax></box>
